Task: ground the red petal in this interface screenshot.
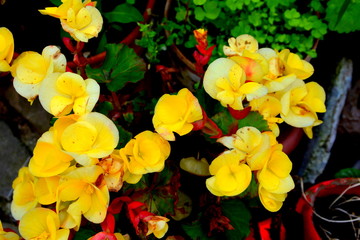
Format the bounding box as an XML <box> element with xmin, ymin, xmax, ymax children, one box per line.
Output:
<box><xmin>227</xmin><ymin>106</ymin><xmax>251</xmax><ymax>120</ymax></box>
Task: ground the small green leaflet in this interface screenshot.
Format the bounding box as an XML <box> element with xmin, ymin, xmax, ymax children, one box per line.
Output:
<box><xmin>238</xmin><ymin>111</ymin><xmax>270</xmax><ymax>132</ymax></box>
<box><xmin>103</xmin><ymin>3</ymin><xmax>144</xmax><ymax>23</ymax></box>
<box><xmin>85</xmin><ymin>44</ymin><xmax>146</xmax><ymax>92</ymax></box>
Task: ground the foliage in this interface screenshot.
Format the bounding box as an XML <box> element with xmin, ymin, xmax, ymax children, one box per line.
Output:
<box><xmin>86</xmin><ymin>43</ymin><xmax>146</xmax><ymax>92</ymax></box>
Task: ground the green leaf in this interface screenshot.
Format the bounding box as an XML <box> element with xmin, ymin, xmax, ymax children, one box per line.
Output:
<box><xmin>103</xmin><ymin>3</ymin><xmax>144</xmax><ymax>23</ymax></box>
<box><xmin>335</xmin><ymin>168</ymin><xmax>360</xmax><ymax>178</ymax></box>
<box><xmin>95</xmin><ymin>101</ymin><xmax>113</xmax><ymax>116</ymax></box>
<box><xmin>194</xmin><ymin>7</ymin><xmax>206</xmax><ymax>21</ymax></box>
<box><xmin>238</xmin><ymin>111</ymin><xmax>270</xmax><ymax>132</ymax></box>
<box><xmin>182</xmin><ymin>220</ymin><xmax>216</xmax><ymax>240</ymax></box>
<box><xmin>204</xmin><ymin>1</ymin><xmax>221</xmax><ymax>20</ymax></box>
<box><xmin>194</xmin><ymin>0</ymin><xmax>207</xmax><ymax>5</ymax></box>
<box><xmin>211</xmin><ymin>110</ymin><xmax>238</xmax><ymax>135</ymax></box>
<box><xmin>221</xmin><ymin>199</ymin><xmax>251</xmax><ymax>240</ymax></box>
<box><xmin>249</xmin><ymin>12</ymin><xmax>262</xmax><ymax>27</ymax></box>
<box><xmin>239</xmin><ymin>173</ymin><xmax>258</xmax><ymax>198</ymax></box>
<box><xmin>85</xmin><ymin>44</ymin><xmax>146</xmax><ymax>92</ymax></box>
<box><xmin>49</xmin><ymin>0</ymin><xmax>61</xmax><ymax>6</ymax></box>
<box><xmin>73</xmin><ymin>229</ymin><xmax>96</xmax><ymax>240</ymax></box>
<box><xmin>326</xmin><ymin>0</ymin><xmax>360</xmax><ymax>33</ymax></box>
<box><xmin>116</xmin><ymin>125</ymin><xmax>132</xmax><ymax>149</ymax></box>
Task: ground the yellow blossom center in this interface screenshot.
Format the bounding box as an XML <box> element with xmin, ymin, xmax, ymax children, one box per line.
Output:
<box><xmin>61</xmin><ymin>121</ymin><xmax>98</xmax><ymax>152</ymax></box>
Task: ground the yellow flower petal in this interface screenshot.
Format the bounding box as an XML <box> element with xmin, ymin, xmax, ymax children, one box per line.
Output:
<box><xmin>61</xmin><ymin>121</ymin><xmax>98</xmax><ymax>152</ymax></box>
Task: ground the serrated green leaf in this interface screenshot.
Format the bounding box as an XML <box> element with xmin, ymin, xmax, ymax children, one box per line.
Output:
<box><xmin>103</xmin><ymin>3</ymin><xmax>144</xmax><ymax>23</ymax></box>
<box><xmin>211</xmin><ymin>110</ymin><xmax>238</xmax><ymax>135</ymax></box>
<box><xmin>238</xmin><ymin>111</ymin><xmax>270</xmax><ymax>132</ymax></box>
<box><xmin>335</xmin><ymin>168</ymin><xmax>360</xmax><ymax>178</ymax></box>
<box><xmin>86</xmin><ymin>44</ymin><xmax>146</xmax><ymax>92</ymax></box>
<box><xmin>221</xmin><ymin>199</ymin><xmax>251</xmax><ymax>240</ymax></box>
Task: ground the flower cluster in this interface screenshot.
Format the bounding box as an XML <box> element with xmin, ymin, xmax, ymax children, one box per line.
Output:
<box><xmin>204</xmin><ymin>34</ymin><xmax>326</xmax><ymax>138</ymax></box>
<box><xmin>1</xmin><ymin>2</ymin><xmax>172</xmax><ymax>237</ymax></box>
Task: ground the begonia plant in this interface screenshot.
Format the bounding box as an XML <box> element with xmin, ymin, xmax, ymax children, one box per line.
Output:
<box><xmin>0</xmin><ymin>0</ymin><xmax>328</xmax><ymax>239</ymax></box>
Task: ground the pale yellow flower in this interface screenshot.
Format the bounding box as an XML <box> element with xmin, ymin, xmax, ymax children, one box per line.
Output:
<box><xmin>11</xmin><ymin>167</ymin><xmax>39</xmax><ymax>221</ymax></box>
<box><xmin>98</xmin><ymin>150</ymin><xmax>125</xmax><ymax>192</ymax></box>
<box><xmin>120</xmin><ymin>131</ymin><xmax>171</xmax><ymax>182</ymax></box>
<box><xmin>19</xmin><ymin>207</ymin><xmax>69</xmax><ymax>240</ymax></box>
<box><xmin>218</xmin><ymin>127</ymin><xmax>272</xmax><ymax>170</ymax></box>
<box><xmin>249</xmin><ymin>95</ymin><xmax>284</xmax><ymax>136</ymax></box>
<box><xmin>258</xmin><ymin>185</ymin><xmax>287</xmax><ymax>212</ymax></box>
<box><xmin>39</xmin><ymin>0</ymin><xmax>103</xmax><ymax>42</ymax></box>
<box><xmin>223</xmin><ymin>34</ymin><xmax>258</xmax><ymax>57</ymax></box>
<box><xmin>257</xmin><ymin>48</ymin><xmax>297</xmax><ymax>92</ymax></box>
<box><xmin>279</xmin><ymin>79</ymin><xmax>326</xmax><ymax>138</ymax></box>
<box><xmin>206</xmin><ymin>151</ymin><xmax>252</xmax><ymax>197</ymax></box>
<box><xmin>29</xmin><ymin>141</ymin><xmax>73</xmax><ymax>177</ymax></box>
<box><xmin>153</xmin><ymin>88</ymin><xmax>203</xmax><ymax>141</ymax></box>
<box><xmin>39</xmin><ymin>72</ymin><xmax>100</xmax><ymax>116</ymax></box>
<box><xmin>11</xmin><ymin>46</ymin><xmax>66</xmax><ymax>102</ymax></box>
<box><xmin>0</xmin><ymin>220</ymin><xmax>20</xmax><ymax>240</ymax></box>
<box><xmin>278</xmin><ymin>49</ymin><xmax>314</xmax><ymax>80</ymax></box>
<box><xmin>144</xmin><ymin>215</ymin><xmax>170</xmax><ymax>239</ymax></box>
<box><xmin>56</xmin><ymin>166</ymin><xmax>109</xmax><ymax>229</ymax></box>
<box><xmin>257</xmin><ymin>144</ymin><xmax>294</xmax><ymax>194</ymax></box>
<box><xmin>43</xmin><ymin>112</ymin><xmax>119</xmax><ymax>166</ymax></box>
<box><xmin>0</xmin><ymin>27</ymin><xmax>14</xmax><ymax>72</ymax></box>
<box><xmin>203</xmin><ymin>58</ymin><xmax>268</xmax><ymax>110</ymax></box>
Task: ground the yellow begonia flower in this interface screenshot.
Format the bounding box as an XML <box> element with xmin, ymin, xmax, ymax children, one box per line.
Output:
<box><xmin>47</xmin><ymin>112</ymin><xmax>119</xmax><ymax>166</ymax></box>
<box><xmin>11</xmin><ymin>167</ymin><xmax>39</xmax><ymax>221</ymax></box>
<box><xmin>0</xmin><ymin>27</ymin><xmax>14</xmax><ymax>72</ymax></box>
<box><xmin>217</xmin><ymin>127</ymin><xmax>271</xmax><ymax>170</ymax></box>
<box><xmin>19</xmin><ymin>207</ymin><xmax>69</xmax><ymax>240</ymax></box>
<box><xmin>98</xmin><ymin>150</ymin><xmax>125</xmax><ymax>192</ymax></box>
<box><xmin>39</xmin><ymin>0</ymin><xmax>103</xmax><ymax>42</ymax></box>
<box><xmin>203</xmin><ymin>58</ymin><xmax>267</xmax><ymax>110</ymax></box>
<box><xmin>39</xmin><ymin>72</ymin><xmax>100</xmax><ymax>116</ymax></box>
<box><xmin>223</xmin><ymin>34</ymin><xmax>258</xmax><ymax>57</ymax></box>
<box><xmin>257</xmin><ymin>144</ymin><xmax>294</xmax><ymax>194</ymax></box>
<box><xmin>57</xmin><ymin>166</ymin><xmax>109</xmax><ymax>229</ymax></box>
<box><xmin>258</xmin><ymin>185</ymin><xmax>287</xmax><ymax>212</ymax></box>
<box><xmin>120</xmin><ymin>131</ymin><xmax>171</xmax><ymax>182</ymax></box>
<box><xmin>278</xmin><ymin>49</ymin><xmax>314</xmax><ymax>80</ymax></box>
<box><xmin>0</xmin><ymin>220</ymin><xmax>20</xmax><ymax>240</ymax></box>
<box><xmin>256</xmin><ymin>48</ymin><xmax>297</xmax><ymax>92</ymax></box>
<box><xmin>29</xmin><ymin>141</ymin><xmax>73</xmax><ymax>177</ymax></box>
<box><xmin>206</xmin><ymin>151</ymin><xmax>252</xmax><ymax>196</ymax></box>
<box><xmin>144</xmin><ymin>216</ymin><xmax>170</xmax><ymax>239</ymax></box>
<box><xmin>35</xmin><ymin>176</ymin><xmax>61</xmax><ymax>206</ymax></box>
<box><xmin>279</xmin><ymin>79</ymin><xmax>326</xmax><ymax>138</ymax></box>
<box><xmin>249</xmin><ymin>95</ymin><xmax>284</xmax><ymax>136</ymax></box>
<box><xmin>11</xmin><ymin>46</ymin><xmax>66</xmax><ymax>102</ymax></box>
<box><xmin>153</xmin><ymin>88</ymin><xmax>203</xmax><ymax>141</ymax></box>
